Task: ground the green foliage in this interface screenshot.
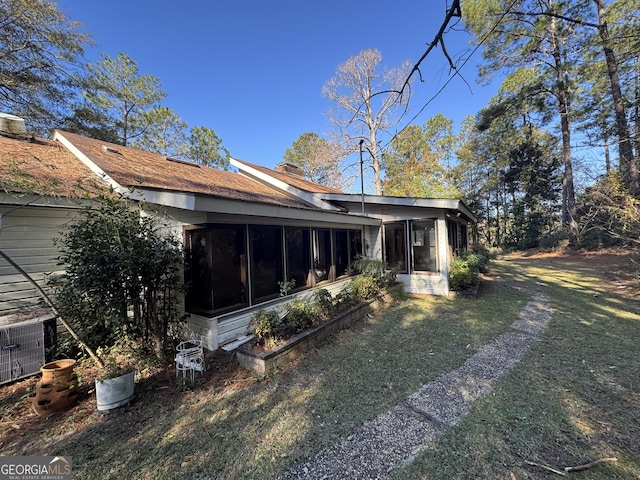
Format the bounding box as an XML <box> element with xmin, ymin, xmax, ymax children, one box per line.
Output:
<box><xmin>333</xmin><ymin>285</ymin><xmax>359</xmax><ymax>311</ymax></box>
<box><xmin>278</xmin><ymin>278</ymin><xmax>296</xmax><ymax>297</ymax></box>
<box><xmin>0</xmin><ymin>0</ymin><xmax>89</xmax><ymax>134</ymax></box>
<box><xmin>55</xmin><ymin>195</ymin><xmax>185</xmax><ymax>360</ymax></box>
<box><xmin>282</xmin><ymin>132</ymin><xmax>341</xmax><ymax>186</ymax></box>
<box><xmin>250</xmin><ymin>258</ymin><xmax>399</xmax><ymax>348</ymax></box>
<box><xmin>130</xmin><ymin>106</ymin><xmax>187</xmax><ymax>157</ymax></box>
<box><xmin>186</xmin><ymin>126</ymin><xmax>230</xmax><ymax>170</ymax></box>
<box><xmin>351</xmin><ymin>256</ymin><xmax>398</xmax><ymax>289</ymax></box>
<box><xmin>383</xmin><ymin>115</ymin><xmax>461</xmax><ymax>198</ymax></box>
<box><xmin>82</xmin><ymin>53</ymin><xmax>167</xmax><ymax>145</ymax></box>
<box><xmin>313</xmin><ymin>288</ymin><xmax>335</xmax><ymax>319</ymax></box>
<box><xmin>350</xmin><ymin>275</ymin><xmax>380</xmax><ymax>300</ymax></box>
<box><xmin>249</xmin><ymin>309</ymin><xmax>283</xmax><ymax>348</ymax></box>
<box><xmin>449</xmin><ymin>252</ymin><xmax>489</xmax><ymax>291</ymax></box>
<box><xmin>284</xmin><ymin>299</ymin><xmax>318</xmax><ymax>333</ymax></box>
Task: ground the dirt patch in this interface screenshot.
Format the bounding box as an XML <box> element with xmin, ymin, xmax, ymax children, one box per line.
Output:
<box><xmin>0</xmin><ymin>349</ymin><xmax>255</xmax><ymax>455</ymax></box>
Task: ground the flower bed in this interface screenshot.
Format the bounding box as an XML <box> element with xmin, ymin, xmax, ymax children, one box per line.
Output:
<box><xmin>236</xmin><ymin>284</ymin><xmax>403</xmax><ymax>373</ymax></box>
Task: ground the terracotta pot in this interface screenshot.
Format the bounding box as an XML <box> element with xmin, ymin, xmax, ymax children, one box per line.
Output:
<box><xmin>29</xmin><ymin>359</ymin><xmax>79</xmax><ymax>416</ymax></box>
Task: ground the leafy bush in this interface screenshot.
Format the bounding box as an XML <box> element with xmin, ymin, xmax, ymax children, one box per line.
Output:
<box><xmin>352</xmin><ymin>256</ymin><xmax>397</xmax><ymax>286</ymax></box>
<box><xmin>449</xmin><ymin>252</ymin><xmax>490</xmax><ymax>291</ymax></box>
<box><xmin>350</xmin><ymin>275</ymin><xmax>381</xmax><ymax>300</ymax></box>
<box><xmin>313</xmin><ymin>288</ymin><xmax>335</xmax><ymax>319</ymax></box>
<box><xmin>250</xmin><ymin>309</ymin><xmax>283</xmax><ymax>347</ymax></box>
<box><xmin>55</xmin><ymin>195</ymin><xmax>185</xmax><ymax>360</ymax></box>
<box><xmin>334</xmin><ymin>285</ymin><xmax>359</xmax><ymax>311</ymax></box>
<box><xmin>284</xmin><ymin>298</ymin><xmax>318</xmax><ymax>333</ymax></box>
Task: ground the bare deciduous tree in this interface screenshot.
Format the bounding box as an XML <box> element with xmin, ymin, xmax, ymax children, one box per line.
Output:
<box><xmin>322</xmin><ymin>49</ymin><xmax>411</xmax><ymax>195</ymax></box>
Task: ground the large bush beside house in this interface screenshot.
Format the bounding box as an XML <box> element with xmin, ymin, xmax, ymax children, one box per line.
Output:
<box><xmin>55</xmin><ymin>195</ymin><xmax>186</xmax><ymax>361</ymax></box>
<box><xmin>448</xmin><ymin>252</ymin><xmax>488</xmax><ymax>291</ymax></box>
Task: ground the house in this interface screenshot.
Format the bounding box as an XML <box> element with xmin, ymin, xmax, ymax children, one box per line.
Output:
<box><xmin>1</xmin><ymin>121</ymin><xmax>476</xmax><ymax>353</ymax></box>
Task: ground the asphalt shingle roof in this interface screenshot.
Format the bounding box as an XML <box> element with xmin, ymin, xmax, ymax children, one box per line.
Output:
<box><xmin>0</xmin><ymin>133</ymin><xmax>105</xmax><ymax>198</ymax></box>
<box><xmin>54</xmin><ymin>131</ymin><xmax>319</xmax><ymax>210</ymax></box>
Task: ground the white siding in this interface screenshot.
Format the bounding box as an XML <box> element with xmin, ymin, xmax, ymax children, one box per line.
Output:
<box><xmin>188</xmin><ymin>277</ymin><xmax>353</xmax><ymax>349</ymax></box>
<box><xmin>0</xmin><ymin>205</ymin><xmax>78</xmax><ymax>316</ymax></box>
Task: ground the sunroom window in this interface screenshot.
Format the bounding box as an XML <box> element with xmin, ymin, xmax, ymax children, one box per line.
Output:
<box><xmin>285</xmin><ymin>226</ymin><xmax>311</xmax><ymax>290</ymax></box>
<box><xmin>384</xmin><ymin>222</ymin><xmax>408</xmax><ymax>273</ymax></box>
<box><xmin>412</xmin><ymin>219</ymin><xmax>437</xmax><ymax>272</ymax></box>
<box><xmin>250</xmin><ymin>225</ymin><xmax>284</xmax><ymax>302</ymax></box>
<box><xmin>312</xmin><ymin>228</ymin><xmax>331</xmax><ymax>283</ymax></box>
<box><xmin>185</xmin><ymin>225</ymin><xmax>248</xmax><ymax>314</ymax></box>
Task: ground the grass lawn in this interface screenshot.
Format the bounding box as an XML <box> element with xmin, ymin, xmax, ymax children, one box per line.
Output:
<box><xmin>1</xmin><ymin>250</ymin><xmax>639</xmax><ymax>479</ymax></box>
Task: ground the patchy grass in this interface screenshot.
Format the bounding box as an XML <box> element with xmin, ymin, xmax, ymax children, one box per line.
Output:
<box><xmin>2</xmin><ymin>250</ymin><xmax>638</xmax><ymax>479</ymax></box>
<box><xmin>394</xmin><ymin>251</ymin><xmax>640</xmax><ymax>479</ymax></box>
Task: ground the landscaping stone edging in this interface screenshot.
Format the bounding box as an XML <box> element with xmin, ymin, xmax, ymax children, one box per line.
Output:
<box><xmin>236</xmin><ymin>285</ymin><xmax>402</xmax><ymax>373</ymax></box>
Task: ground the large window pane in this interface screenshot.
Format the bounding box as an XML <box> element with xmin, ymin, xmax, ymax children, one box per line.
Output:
<box><xmin>250</xmin><ymin>225</ymin><xmax>284</xmax><ymax>302</ymax></box>
<box><xmin>412</xmin><ymin>219</ymin><xmax>437</xmax><ymax>272</ymax></box>
<box><xmin>384</xmin><ymin>223</ymin><xmax>407</xmax><ymax>273</ymax></box>
<box><xmin>333</xmin><ymin>230</ymin><xmax>349</xmax><ymax>278</ymax></box>
<box><xmin>285</xmin><ymin>227</ymin><xmax>311</xmax><ymax>290</ymax></box>
<box><xmin>185</xmin><ymin>225</ymin><xmax>248</xmax><ymax>314</ymax></box>
<box><xmin>312</xmin><ymin>229</ymin><xmax>331</xmax><ymax>283</ymax></box>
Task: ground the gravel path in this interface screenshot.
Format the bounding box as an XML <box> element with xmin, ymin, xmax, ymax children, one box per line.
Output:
<box><xmin>279</xmin><ymin>292</ymin><xmax>553</xmax><ymax>480</ymax></box>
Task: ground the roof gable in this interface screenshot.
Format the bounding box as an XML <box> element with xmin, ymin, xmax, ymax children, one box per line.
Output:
<box><xmin>53</xmin><ymin>131</ymin><xmax>318</xmax><ymax>211</ymax></box>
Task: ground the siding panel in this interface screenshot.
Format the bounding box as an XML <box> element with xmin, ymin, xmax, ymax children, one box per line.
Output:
<box><xmin>0</xmin><ymin>206</ymin><xmax>76</xmax><ymax>316</ymax></box>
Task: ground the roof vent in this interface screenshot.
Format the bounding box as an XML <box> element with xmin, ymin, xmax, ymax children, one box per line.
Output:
<box><xmin>275</xmin><ymin>163</ymin><xmax>304</xmax><ymax>176</ymax></box>
<box><xmin>166</xmin><ymin>156</ymin><xmax>201</xmax><ymax>168</ymax></box>
<box><xmin>0</xmin><ymin>113</ymin><xmax>27</xmax><ymax>135</ymax></box>
<box><xmin>102</xmin><ymin>145</ymin><xmax>122</xmax><ymax>155</ymax></box>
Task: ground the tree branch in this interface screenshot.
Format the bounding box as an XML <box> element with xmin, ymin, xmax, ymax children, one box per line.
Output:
<box><xmin>399</xmin><ymin>0</ymin><xmax>462</xmax><ymax>96</ymax></box>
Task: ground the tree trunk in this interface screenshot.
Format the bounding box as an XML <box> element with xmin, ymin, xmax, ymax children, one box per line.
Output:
<box><xmin>594</xmin><ymin>0</ymin><xmax>637</xmax><ymax>194</ymax></box>
<box><xmin>635</xmin><ymin>57</ymin><xmax>640</xmax><ymax>167</ymax></box>
<box><xmin>550</xmin><ymin>15</ymin><xmax>578</xmax><ymax>238</ymax></box>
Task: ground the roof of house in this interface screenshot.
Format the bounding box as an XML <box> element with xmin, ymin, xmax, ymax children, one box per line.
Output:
<box><xmin>234</xmin><ymin>158</ymin><xmax>344</xmax><ymax>194</ymax></box>
<box><xmin>53</xmin><ymin>130</ymin><xmax>319</xmax><ymax>211</ymax></box>
<box><xmin>0</xmin><ymin>132</ymin><xmax>106</xmax><ymax>198</ymax></box>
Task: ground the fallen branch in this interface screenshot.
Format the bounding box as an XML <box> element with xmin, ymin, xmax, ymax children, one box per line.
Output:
<box><xmin>564</xmin><ymin>457</ymin><xmax>617</xmax><ymax>472</ymax></box>
<box><xmin>525</xmin><ymin>461</ymin><xmax>566</xmax><ymax>476</ymax></box>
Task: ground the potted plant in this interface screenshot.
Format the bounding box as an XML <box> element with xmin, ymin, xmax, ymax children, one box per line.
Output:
<box><xmin>54</xmin><ymin>195</ymin><xmax>186</xmax><ymax>410</ymax></box>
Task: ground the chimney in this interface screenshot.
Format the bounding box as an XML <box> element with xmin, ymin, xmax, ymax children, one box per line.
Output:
<box><xmin>0</xmin><ymin>113</ymin><xmax>27</xmax><ymax>135</ymax></box>
<box><xmin>275</xmin><ymin>163</ymin><xmax>304</xmax><ymax>177</ymax></box>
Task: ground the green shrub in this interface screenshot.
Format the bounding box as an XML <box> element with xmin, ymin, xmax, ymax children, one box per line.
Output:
<box><xmin>350</xmin><ymin>275</ymin><xmax>381</xmax><ymax>300</ymax></box>
<box><xmin>334</xmin><ymin>285</ymin><xmax>358</xmax><ymax>311</ymax></box>
<box><xmin>314</xmin><ymin>288</ymin><xmax>335</xmax><ymax>319</ymax></box>
<box><xmin>449</xmin><ymin>251</ymin><xmax>490</xmax><ymax>291</ymax></box>
<box><xmin>284</xmin><ymin>298</ymin><xmax>318</xmax><ymax>333</ymax></box>
<box><xmin>250</xmin><ymin>309</ymin><xmax>283</xmax><ymax>347</ymax></box>
<box><xmin>55</xmin><ymin>194</ymin><xmax>185</xmax><ymax>360</ymax></box>
<box><xmin>449</xmin><ymin>257</ymin><xmax>477</xmax><ymax>291</ymax></box>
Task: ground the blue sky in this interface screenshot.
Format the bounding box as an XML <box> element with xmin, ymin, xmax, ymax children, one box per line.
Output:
<box><xmin>57</xmin><ymin>0</ymin><xmax>500</xmax><ymax>170</ymax></box>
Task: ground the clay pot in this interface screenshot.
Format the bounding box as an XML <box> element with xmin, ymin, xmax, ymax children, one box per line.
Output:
<box><xmin>29</xmin><ymin>359</ymin><xmax>79</xmax><ymax>416</ymax></box>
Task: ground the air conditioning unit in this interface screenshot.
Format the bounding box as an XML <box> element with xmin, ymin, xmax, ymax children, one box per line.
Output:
<box><xmin>0</xmin><ymin>313</ymin><xmax>57</xmax><ymax>385</ymax></box>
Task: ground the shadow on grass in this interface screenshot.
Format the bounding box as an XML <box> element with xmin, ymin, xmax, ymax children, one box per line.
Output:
<box><xmin>2</xmin><ymin>272</ymin><xmax>534</xmax><ymax>479</ymax></box>
<box><xmin>394</xmin><ymin>256</ymin><xmax>640</xmax><ymax>479</ymax></box>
